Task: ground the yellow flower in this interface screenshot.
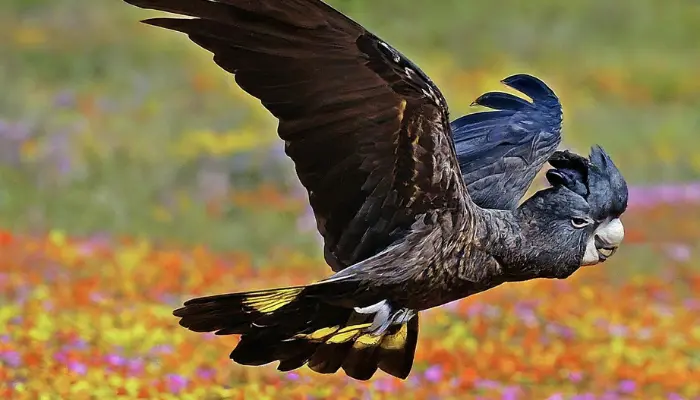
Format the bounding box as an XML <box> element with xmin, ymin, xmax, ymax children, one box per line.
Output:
<box><xmin>173</xmin><ymin>128</ymin><xmax>274</xmax><ymax>160</ymax></box>
<box><xmin>13</xmin><ymin>26</ymin><xmax>46</xmax><ymax>47</ymax></box>
<box><xmin>20</xmin><ymin>139</ymin><xmax>39</xmax><ymax>161</ymax></box>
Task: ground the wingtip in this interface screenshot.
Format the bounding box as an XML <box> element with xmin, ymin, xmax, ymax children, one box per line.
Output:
<box><xmin>470</xmin><ymin>93</ymin><xmax>486</xmax><ymax>106</ymax></box>
<box><xmin>140</xmin><ymin>17</ymin><xmax>187</xmax><ymax>29</ymax></box>
<box><xmin>122</xmin><ymin>0</ymin><xmax>153</xmax><ymax>10</ymax></box>
<box><xmin>501</xmin><ymin>73</ymin><xmax>546</xmax><ymax>87</ymax></box>
<box><xmin>470</xmin><ymin>91</ymin><xmax>532</xmax><ymax>112</ymax></box>
<box><xmin>500</xmin><ymin>73</ymin><xmax>558</xmax><ymax>104</ymax></box>
<box><xmin>172</xmin><ymin>306</ymin><xmax>186</xmax><ymax>317</ymax></box>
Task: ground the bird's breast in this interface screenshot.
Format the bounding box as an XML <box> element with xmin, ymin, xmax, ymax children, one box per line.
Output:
<box><xmin>398</xmin><ymin>239</ymin><xmax>503</xmax><ymax>311</ymax></box>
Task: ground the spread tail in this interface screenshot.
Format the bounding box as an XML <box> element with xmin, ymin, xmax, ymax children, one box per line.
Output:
<box><xmin>173</xmin><ymin>282</ymin><xmax>419</xmax><ymax>380</ymax></box>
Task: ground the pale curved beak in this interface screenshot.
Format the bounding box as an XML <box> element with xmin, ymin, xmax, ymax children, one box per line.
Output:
<box><xmin>582</xmin><ymin>218</ymin><xmax>625</xmax><ymax>266</ymax></box>
<box><xmin>595</xmin><ymin>218</ymin><xmax>624</xmax><ymax>261</ymax></box>
<box><xmin>597</xmin><ymin>218</ymin><xmax>625</xmax><ymax>247</ymax></box>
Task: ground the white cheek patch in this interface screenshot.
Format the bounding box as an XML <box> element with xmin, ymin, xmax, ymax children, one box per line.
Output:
<box><xmin>580</xmin><ymin>218</ymin><xmax>625</xmax><ymax>266</ymax></box>
<box><xmin>582</xmin><ymin>239</ymin><xmax>600</xmax><ymax>266</ymax></box>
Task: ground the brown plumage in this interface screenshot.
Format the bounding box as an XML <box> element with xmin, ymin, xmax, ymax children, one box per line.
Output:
<box><xmin>123</xmin><ymin>0</ymin><xmax>629</xmax><ymax>381</ymax></box>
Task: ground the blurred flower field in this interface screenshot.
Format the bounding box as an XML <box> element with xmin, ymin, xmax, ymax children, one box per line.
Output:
<box><xmin>1</xmin><ymin>198</ymin><xmax>700</xmax><ymax>399</ymax></box>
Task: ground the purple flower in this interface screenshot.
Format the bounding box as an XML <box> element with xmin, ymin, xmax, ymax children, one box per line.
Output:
<box><xmin>0</xmin><ymin>120</ymin><xmax>32</xmax><ymax>141</ymax></box>
<box><xmin>501</xmin><ymin>386</ymin><xmax>521</xmax><ymax>400</ymax></box>
<box><xmin>42</xmin><ymin>300</ymin><xmax>54</xmax><ymax>311</ymax></box>
<box><xmin>628</xmin><ymin>182</ymin><xmax>700</xmax><ymax>208</ymax></box>
<box><xmin>467</xmin><ymin>303</ymin><xmax>485</xmax><ymax>317</ymax></box>
<box><xmin>89</xmin><ymin>292</ymin><xmax>106</xmax><ymax>303</ymax></box>
<box><xmin>424</xmin><ymin>365</ymin><xmax>442</xmax><ymax>382</ymax></box>
<box><xmin>150</xmin><ymin>344</ymin><xmax>173</xmax><ymax>355</ymax></box>
<box><xmin>514</xmin><ymin>301</ymin><xmax>538</xmax><ymax>326</ymax></box>
<box><xmin>546</xmin><ymin>394</ymin><xmax>564</xmax><ymax>400</ymax></box>
<box><xmin>618</xmin><ymin>380</ymin><xmax>636</xmax><ymax>393</ymax></box>
<box><xmin>54</xmin><ymin>351</ymin><xmax>68</xmax><ymax>363</ymax></box>
<box><xmin>601</xmin><ymin>391</ymin><xmax>621</xmax><ymax>400</ymax></box>
<box><xmin>54</xmin><ymin>90</ymin><xmax>76</xmax><ymax>108</ymax></box>
<box><xmin>374</xmin><ymin>378</ymin><xmax>395</xmax><ymax>393</ymax></box>
<box><xmin>197</xmin><ymin>368</ymin><xmax>216</xmax><ymax>379</ymax></box>
<box><xmin>568</xmin><ymin>371</ymin><xmax>583</xmax><ymax>383</ymax></box>
<box><xmin>637</xmin><ymin>328</ymin><xmax>653</xmax><ymax>340</ymax></box>
<box><xmin>608</xmin><ymin>324</ymin><xmax>628</xmax><ymax>337</ymax></box>
<box><xmin>166</xmin><ymin>374</ymin><xmax>188</xmax><ymax>393</ymax></box>
<box><xmin>555</xmin><ymin>324</ymin><xmax>575</xmax><ymax>339</ymax></box>
<box><xmin>106</xmin><ymin>354</ymin><xmax>125</xmax><ymax>366</ymax></box>
<box><xmin>127</xmin><ymin>358</ymin><xmax>144</xmax><ymax>375</ymax></box>
<box><xmin>0</xmin><ymin>350</ymin><xmax>21</xmax><ymax>367</ymax></box>
<box><xmin>70</xmin><ymin>338</ymin><xmax>88</xmax><ymax>350</ymax></box>
<box><xmin>684</xmin><ymin>299</ymin><xmax>700</xmax><ymax>310</ymax></box>
<box><xmin>475</xmin><ymin>379</ymin><xmax>501</xmax><ymax>389</ymax></box>
<box><xmin>202</xmin><ymin>332</ymin><xmax>217</xmax><ymax>341</ymax></box>
<box><xmin>68</xmin><ymin>361</ymin><xmax>87</xmax><ymax>375</ymax></box>
<box><xmin>666</xmin><ymin>244</ymin><xmax>691</xmax><ymax>263</ymax></box>
<box><xmin>286</xmin><ymin>372</ymin><xmax>300</xmax><ymax>381</ymax></box>
<box><xmin>441</xmin><ymin>300</ymin><xmax>460</xmax><ymax>312</ymax></box>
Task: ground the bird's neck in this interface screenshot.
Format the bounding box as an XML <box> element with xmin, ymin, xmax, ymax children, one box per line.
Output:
<box><xmin>471</xmin><ymin>207</ymin><xmax>531</xmax><ymax>280</ymax></box>
<box><xmin>473</xmin><ymin>208</ymin><xmax>523</xmax><ymax>249</ymax></box>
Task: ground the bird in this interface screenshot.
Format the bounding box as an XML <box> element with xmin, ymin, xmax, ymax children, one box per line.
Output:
<box><xmin>122</xmin><ymin>0</ymin><xmax>629</xmax><ymax>381</ymax></box>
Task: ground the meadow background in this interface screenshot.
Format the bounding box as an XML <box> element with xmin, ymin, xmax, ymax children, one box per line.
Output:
<box><xmin>1</xmin><ymin>0</ymin><xmax>699</xmax><ymax>398</ymax></box>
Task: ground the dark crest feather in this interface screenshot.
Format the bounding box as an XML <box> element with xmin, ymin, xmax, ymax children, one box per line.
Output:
<box><xmin>546</xmin><ymin>147</ymin><xmax>628</xmax><ymax>220</ymax></box>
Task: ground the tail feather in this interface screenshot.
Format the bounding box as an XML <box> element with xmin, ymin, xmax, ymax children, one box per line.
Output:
<box><xmin>173</xmin><ymin>286</ymin><xmax>306</xmax><ymax>334</ymax></box>
<box><xmin>277</xmin><ymin>352</ymin><xmax>313</xmax><ymax>372</ymax></box>
<box><xmin>377</xmin><ymin>316</ymin><xmax>420</xmax><ymax>379</ymax></box>
<box><xmin>173</xmin><ymin>283</ymin><xmax>420</xmax><ymax>380</ymax></box>
<box><xmin>308</xmin><ymin>341</ymin><xmax>354</xmax><ymax>374</ymax></box>
<box><xmin>341</xmin><ymin>334</ymin><xmax>382</xmax><ymax>380</ymax></box>
<box><xmin>230</xmin><ymin>335</ymin><xmax>312</xmax><ymax>366</ymax></box>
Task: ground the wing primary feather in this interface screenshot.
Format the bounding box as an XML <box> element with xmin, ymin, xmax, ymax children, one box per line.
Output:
<box><xmin>501</xmin><ymin>73</ymin><xmax>558</xmax><ymax>104</ymax></box>
<box><xmin>471</xmin><ymin>92</ymin><xmax>534</xmax><ymax>111</ymax></box>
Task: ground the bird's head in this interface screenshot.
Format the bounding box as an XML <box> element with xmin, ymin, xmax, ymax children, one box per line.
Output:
<box><xmin>512</xmin><ymin>146</ymin><xmax>628</xmax><ymax>279</ymax></box>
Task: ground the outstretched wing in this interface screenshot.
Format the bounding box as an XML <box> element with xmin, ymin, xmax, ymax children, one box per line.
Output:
<box><xmin>124</xmin><ymin>0</ymin><xmax>470</xmax><ymax>272</ymax></box>
<box><xmin>452</xmin><ymin>74</ymin><xmax>563</xmax><ymax>210</ymax></box>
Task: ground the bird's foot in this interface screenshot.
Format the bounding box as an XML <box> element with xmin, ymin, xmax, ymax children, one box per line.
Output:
<box><xmin>354</xmin><ymin>300</ymin><xmax>415</xmax><ymax>335</ymax></box>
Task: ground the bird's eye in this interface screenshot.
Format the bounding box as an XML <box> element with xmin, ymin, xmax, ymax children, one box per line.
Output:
<box><xmin>570</xmin><ymin>217</ymin><xmax>591</xmax><ymax>229</ymax></box>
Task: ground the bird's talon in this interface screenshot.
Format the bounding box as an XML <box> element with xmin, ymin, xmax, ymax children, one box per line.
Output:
<box><xmin>354</xmin><ymin>300</ymin><xmax>415</xmax><ymax>335</ymax></box>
